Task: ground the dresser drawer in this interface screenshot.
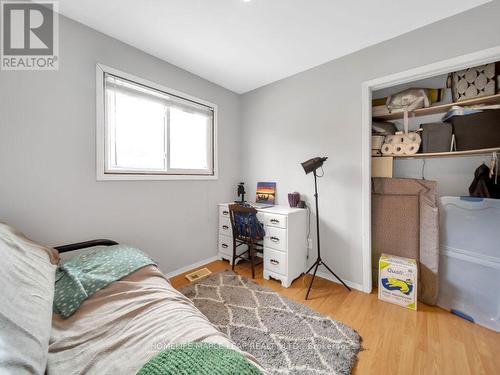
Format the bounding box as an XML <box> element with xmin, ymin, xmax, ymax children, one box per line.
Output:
<box><xmin>264</xmin><ymin>226</ymin><xmax>287</xmax><ymax>252</ymax></box>
<box><xmin>218</xmin><ymin>235</ymin><xmax>232</xmax><ymax>256</ymax></box>
<box><xmin>264</xmin><ymin>248</ymin><xmax>286</xmax><ymax>275</ymax></box>
<box><xmin>260</xmin><ymin>213</ymin><xmax>287</xmax><ymax>229</ymax></box>
<box><xmin>219</xmin><ymin>217</ymin><xmax>232</xmax><ymax>236</ymax></box>
<box><xmin>219</xmin><ymin>205</ymin><xmax>230</xmax><ymax>218</ymax></box>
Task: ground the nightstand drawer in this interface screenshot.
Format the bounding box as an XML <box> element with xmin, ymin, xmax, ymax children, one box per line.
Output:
<box><xmin>218</xmin><ymin>235</ymin><xmax>232</xmax><ymax>255</ymax></box>
<box><xmin>219</xmin><ymin>205</ymin><xmax>230</xmax><ymax>218</ymax></box>
<box><xmin>260</xmin><ymin>213</ymin><xmax>287</xmax><ymax>229</ymax></box>
<box><xmin>219</xmin><ymin>217</ymin><xmax>232</xmax><ymax>236</ymax></box>
<box><xmin>264</xmin><ymin>248</ymin><xmax>286</xmax><ymax>275</ymax></box>
<box><xmin>264</xmin><ymin>226</ymin><xmax>287</xmax><ymax>252</ymax></box>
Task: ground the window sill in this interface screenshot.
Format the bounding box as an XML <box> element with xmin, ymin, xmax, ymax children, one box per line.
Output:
<box><xmin>96</xmin><ymin>172</ymin><xmax>218</xmax><ymax>181</ymax></box>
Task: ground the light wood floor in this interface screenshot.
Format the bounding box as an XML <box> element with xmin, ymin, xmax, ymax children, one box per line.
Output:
<box><xmin>170</xmin><ymin>260</ymin><xmax>500</xmax><ymax>375</ymax></box>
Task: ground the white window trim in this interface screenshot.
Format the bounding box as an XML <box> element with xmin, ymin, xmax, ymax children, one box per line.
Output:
<box><xmin>96</xmin><ymin>63</ymin><xmax>218</xmax><ymax>181</ymax></box>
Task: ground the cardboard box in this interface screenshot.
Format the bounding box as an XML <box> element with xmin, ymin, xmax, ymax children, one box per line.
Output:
<box><xmin>378</xmin><ymin>254</ymin><xmax>417</xmax><ymax>310</ymax></box>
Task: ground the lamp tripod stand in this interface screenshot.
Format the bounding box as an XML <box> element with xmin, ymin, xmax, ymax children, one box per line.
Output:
<box><xmin>304</xmin><ymin>168</ymin><xmax>351</xmax><ymax>300</ymax></box>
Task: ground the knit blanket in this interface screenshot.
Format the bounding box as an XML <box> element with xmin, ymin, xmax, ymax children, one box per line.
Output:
<box><xmin>137</xmin><ymin>343</ymin><xmax>262</xmax><ymax>375</ymax></box>
<box><xmin>53</xmin><ymin>245</ymin><xmax>156</xmax><ymax>318</ymax></box>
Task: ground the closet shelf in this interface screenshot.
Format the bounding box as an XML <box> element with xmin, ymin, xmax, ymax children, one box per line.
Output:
<box><xmin>372</xmin><ymin>93</ymin><xmax>500</xmax><ymax>121</ymax></box>
<box><xmin>392</xmin><ymin>147</ymin><xmax>500</xmax><ymax>159</ymax></box>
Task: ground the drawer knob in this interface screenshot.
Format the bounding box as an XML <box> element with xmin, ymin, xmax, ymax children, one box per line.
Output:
<box><xmin>222</xmin><ymin>225</ymin><xmax>229</xmax><ymax>230</ymax></box>
<box><xmin>223</xmin><ymin>210</ymin><xmax>229</xmax><ymax>215</ymax></box>
<box><xmin>270</xmin><ymin>236</ymin><xmax>280</xmax><ymax>243</ymax></box>
<box><xmin>222</xmin><ymin>243</ymin><xmax>228</xmax><ymax>249</ymax></box>
<box><xmin>270</xmin><ymin>219</ymin><xmax>279</xmax><ymax>224</ymax></box>
<box><xmin>270</xmin><ymin>259</ymin><xmax>279</xmax><ymax>265</ymax></box>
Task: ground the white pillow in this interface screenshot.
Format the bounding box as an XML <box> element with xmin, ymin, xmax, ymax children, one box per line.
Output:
<box><xmin>0</xmin><ymin>223</ymin><xmax>59</xmax><ymax>375</ymax></box>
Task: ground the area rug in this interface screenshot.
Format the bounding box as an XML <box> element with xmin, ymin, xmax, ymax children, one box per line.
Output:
<box><xmin>180</xmin><ymin>270</ymin><xmax>361</xmax><ymax>375</ymax></box>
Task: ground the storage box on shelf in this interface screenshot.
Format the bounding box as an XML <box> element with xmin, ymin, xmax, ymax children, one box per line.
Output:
<box><xmin>218</xmin><ymin>203</ymin><xmax>308</xmax><ymax>288</ymax></box>
<box><xmin>420</xmin><ymin>122</ymin><xmax>453</xmax><ymax>153</ymax></box>
<box><xmin>448</xmin><ymin>63</ymin><xmax>496</xmax><ymax>102</ymax></box>
<box><xmin>445</xmin><ymin>109</ymin><xmax>500</xmax><ymax>151</ymax></box>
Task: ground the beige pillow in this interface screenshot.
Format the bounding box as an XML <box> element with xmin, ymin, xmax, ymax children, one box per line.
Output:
<box><xmin>0</xmin><ymin>223</ymin><xmax>59</xmax><ymax>374</ymax></box>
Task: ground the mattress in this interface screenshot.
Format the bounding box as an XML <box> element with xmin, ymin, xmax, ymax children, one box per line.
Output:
<box><xmin>48</xmin><ymin>265</ymin><xmax>263</xmax><ymax>374</ymax></box>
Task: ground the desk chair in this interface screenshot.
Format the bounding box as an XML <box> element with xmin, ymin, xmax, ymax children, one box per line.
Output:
<box><xmin>228</xmin><ymin>204</ymin><xmax>265</xmax><ymax>278</ymax></box>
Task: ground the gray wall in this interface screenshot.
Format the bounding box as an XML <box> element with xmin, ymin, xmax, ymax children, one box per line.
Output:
<box><xmin>394</xmin><ymin>156</ymin><xmax>487</xmax><ymax>196</ymax></box>
<box><xmin>1</xmin><ymin>2</ymin><xmax>500</xmax><ymax>284</ymax></box>
<box><xmin>241</xmin><ymin>1</ymin><xmax>500</xmax><ymax>287</ymax></box>
<box><xmin>0</xmin><ymin>15</ymin><xmax>242</xmax><ymax>273</ymax></box>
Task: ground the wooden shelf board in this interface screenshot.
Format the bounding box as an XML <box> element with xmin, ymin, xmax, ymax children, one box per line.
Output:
<box><xmin>372</xmin><ymin>93</ymin><xmax>500</xmax><ymax>121</ymax></box>
<box><xmin>391</xmin><ymin>147</ymin><xmax>500</xmax><ymax>159</ymax></box>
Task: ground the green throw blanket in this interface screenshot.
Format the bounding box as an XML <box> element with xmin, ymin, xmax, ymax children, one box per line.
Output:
<box><xmin>54</xmin><ymin>244</ymin><xmax>156</xmax><ymax>318</ymax></box>
<box><xmin>137</xmin><ymin>343</ymin><xmax>262</xmax><ymax>375</ymax></box>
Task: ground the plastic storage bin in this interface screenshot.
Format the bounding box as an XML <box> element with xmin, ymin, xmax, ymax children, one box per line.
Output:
<box><xmin>420</xmin><ymin>122</ymin><xmax>453</xmax><ymax>153</ymax></box>
<box><xmin>438</xmin><ymin>196</ymin><xmax>500</xmax><ymax>332</ymax></box>
<box><xmin>445</xmin><ymin>109</ymin><xmax>500</xmax><ymax>151</ymax></box>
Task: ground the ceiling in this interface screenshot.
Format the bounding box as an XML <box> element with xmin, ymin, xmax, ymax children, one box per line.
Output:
<box><xmin>58</xmin><ymin>0</ymin><xmax>490</xmax><ymax>94</ymax></box>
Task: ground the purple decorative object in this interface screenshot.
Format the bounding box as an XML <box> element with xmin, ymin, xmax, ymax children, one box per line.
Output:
<box><xmin>288</xmin><ymin>192</ymin><xmax>300</xmax><ymax>207</ymax></box>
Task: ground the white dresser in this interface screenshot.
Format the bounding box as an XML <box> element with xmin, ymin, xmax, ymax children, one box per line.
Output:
<box><xmin>218</xmin><ymin>203</ymin><xmax>308</xmax><ymax>288</ymax></box>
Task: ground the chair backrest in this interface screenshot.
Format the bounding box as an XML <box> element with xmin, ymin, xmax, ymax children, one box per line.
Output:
<box><xmin>228</xmin><ymin>204</ymin><xmax>265</xmax><ymax>240</ymax></box>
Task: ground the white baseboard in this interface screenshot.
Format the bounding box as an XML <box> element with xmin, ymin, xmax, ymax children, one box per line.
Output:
<box><xmin>165</xmin><ymin>255</ymin><xmax>218</xmax><ymax>280</ymax></box>
<box><xmin>314</xmin><ymin>270</ymin><xmax>364</xmax><ymax>292</ymax></box>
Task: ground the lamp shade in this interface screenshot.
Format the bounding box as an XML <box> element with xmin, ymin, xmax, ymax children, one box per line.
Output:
<box><xmin>301</xmin><ymin>157</ymin><xmax>328</xmax><ymax>174</ymax></box>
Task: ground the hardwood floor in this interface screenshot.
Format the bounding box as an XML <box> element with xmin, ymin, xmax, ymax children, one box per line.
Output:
<box><xmin>170</xmin><ymin>259</ymin><xmax>500</xmax><ymax>375</ymax></box>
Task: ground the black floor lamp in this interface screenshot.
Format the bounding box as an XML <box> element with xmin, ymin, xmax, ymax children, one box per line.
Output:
<box><xmin>301</xmin><ymin>157</ymin><xmax>351</xmax><ymax>300</ymax></box>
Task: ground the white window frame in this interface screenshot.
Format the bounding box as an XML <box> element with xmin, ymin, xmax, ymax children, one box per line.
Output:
<box><xmin>96</xmin><ymin>64</ymin><xmax>218</xmax><ymax>181</ymax></box>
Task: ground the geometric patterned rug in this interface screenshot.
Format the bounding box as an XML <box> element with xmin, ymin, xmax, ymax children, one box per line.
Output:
<box><xmin>180</xmin><ymin>270</ymin><xmax>362</xmax><ymax>375</ymax></box>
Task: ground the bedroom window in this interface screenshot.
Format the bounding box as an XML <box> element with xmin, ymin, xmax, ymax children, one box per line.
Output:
<box><xmin>96</xmin><ymin>64</ymin><xmax>217</xmax><ymax>180</ymax></box>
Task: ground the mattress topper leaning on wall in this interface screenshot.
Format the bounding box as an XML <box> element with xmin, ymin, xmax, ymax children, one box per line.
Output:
<box><xmin>371</xmin><ymin>178</ymin><xmax>439</xmax><ymax>305</ymax></box>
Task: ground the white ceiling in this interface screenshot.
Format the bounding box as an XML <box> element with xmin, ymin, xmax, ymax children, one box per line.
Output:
<box><xmin>58</xmin><ymin>0</ymin><xmax>490</xmax><ymax>94</ymax></box>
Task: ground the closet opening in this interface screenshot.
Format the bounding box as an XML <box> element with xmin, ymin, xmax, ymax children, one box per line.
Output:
<box><xmin>361</xmin><ymin>47</ymin><xmax>500</xmax><ymax>332</ymax></box>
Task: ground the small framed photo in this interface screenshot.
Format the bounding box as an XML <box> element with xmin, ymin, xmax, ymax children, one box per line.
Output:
<box><xmin>256</xmin><ymin>182</ymin><xmax>276</xmax><ymax>205</ymax></box>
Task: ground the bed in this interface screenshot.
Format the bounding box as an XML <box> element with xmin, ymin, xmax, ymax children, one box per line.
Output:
<box><xmin>0</xmin><ymin>225</ymin><xmax>263</xmax><ymax>374</ymax></box>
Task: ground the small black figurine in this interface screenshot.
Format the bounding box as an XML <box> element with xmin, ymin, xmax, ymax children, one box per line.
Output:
<box><xmin>237</xmin><ymin>182</ymin><xmax>246</xmax><ymax>203</ymax></box>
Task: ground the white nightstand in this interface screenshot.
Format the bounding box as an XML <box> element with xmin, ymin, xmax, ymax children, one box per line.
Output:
<box><xmin>218</xmin><ymin>203</ymin><xmax>308</xmax><ymax>288</ymax></box>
